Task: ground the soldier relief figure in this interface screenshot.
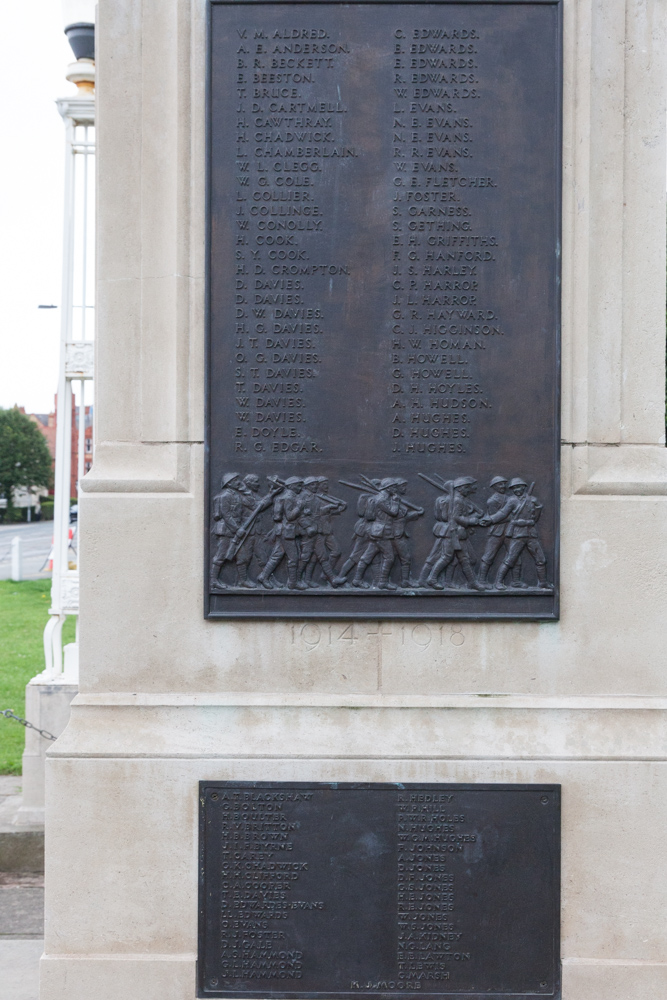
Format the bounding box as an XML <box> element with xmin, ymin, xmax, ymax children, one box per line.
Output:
<box><xmin>210</xmin><ymin>473</ymin><xmax>279</xmax><ymax>589</ymax></box>
<box><xmin>335</xmin><ymin>477</ymin><xmax>424</xmax><ymax>590</ymax></box>
<box><xmin>209</xmin><ymin>472</ymin><xmax>551</xmax><ymax>593</ymax></box>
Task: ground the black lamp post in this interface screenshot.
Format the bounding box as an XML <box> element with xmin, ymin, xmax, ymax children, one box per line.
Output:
<box><xmin>62</xmin><ymin>1</ymin><xmax>95</xmax><ymax>60</ymax></box>
<box><xmin>62</xmin><ymin>1</ymin><xmax>95</xmax><ymax>93</ymax></box>
<box><xmin>64</xmin><ymin>22</ymin><xmax>95</xmax><ymax>62</ymax></box>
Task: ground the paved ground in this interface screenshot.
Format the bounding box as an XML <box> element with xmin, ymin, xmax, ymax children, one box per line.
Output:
<box><xmin>0</xmin><ymin>872</ymin><xmax>43</xmax><ymax>1000</ymax></box>
<box><xmin>0</xmin><ymin>776</ymin><xmax>25</xmax><ymax>832</ymax></box>
<box><xmin>0</xmin><ymin>775</ymin><xmax>22</xmax><ymax>810</ymax></box>
<box><xmin>0</xmin><ymin>777</ymin><xmax>43</xmax><ymax>999</ymax></box>
<box><xmin>0</xmin><ymin>878</ymin><xmax>44</xmax><ymax>937</ymax></box>
<box><xmin>0</xmin><ymin>940</ymin><xmax>43</xmax><ymax>1000</ymax></box>
<box><xmin>0</xmin><ymin>522</ymin><xmax>53</xmax><ymax>581</ymax></box>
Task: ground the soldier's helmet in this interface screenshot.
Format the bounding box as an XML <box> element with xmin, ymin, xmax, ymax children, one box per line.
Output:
<box><xmin>303</xmin><ymin>476</ymin><xmax>320</xmax><ymax>488</ymax></box>
<box><xmin>453</xmin><ymin>476</ymin><xmax>476</xmax><ymax>490</ymax></box>
<box><xmin>221</xmin><ymin>472</ymin><xmax>241</xmax><ymax>488</ymax></box>
<box><xmin>371</xmin><ymin>479</ymin><xmax>382</xmax><ymax>489</ymax></box>
<box><xmin>490</xmin><ymin>475</ymin><xmax>508</xmax><ymax>488</ymax></box>
<box><xmin>380</xmin><ymin>477</ymin><xmax>395</xmax><ymax>490</ymax></box>
<box><xmin>508</xmin><ymin>477</ymin><xmax>528</xmax><ymax>489</ymax></box>
<box><xmin>284</xmin><ymin>476</ymin><xmax>303</xmax><ymax>488</ymax></box>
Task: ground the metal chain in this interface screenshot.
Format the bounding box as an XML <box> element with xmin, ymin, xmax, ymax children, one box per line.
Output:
<box><xmin>1</xmin><ymin>709</ymin><xmax>57</xmax><ymax>742</ymax></box>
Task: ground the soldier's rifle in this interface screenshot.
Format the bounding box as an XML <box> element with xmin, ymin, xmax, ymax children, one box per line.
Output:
<box><xmin>357</xmin><ymin>472</ymin><xmax>425</xmax><ymax>516</ymax></box>
<box><xmin>419</xmin><ymin>472</ymin><xmax>486</xmax><ymax>524</ymax></box>
<box><xmin>268</xmin><ymin>475</ymin><xmax>345</xmax><ymax>511</ymax></box>
<box><xmin>432</xmin><ymin>472</ymin><xmax>452</xmax><ymax>491</ymax></box>
<box><xmin>224</xmin><ymin>482</ymin><xmax>281</xmax><ymax>562</ymax></box>
<box><xmin>357</xmin><ymin>473</ymin><xmax>381</xmax><ymax>492</ymax></box>
<box><xmin>267</xmin><ymin>474</ymin><xmax>287</xmax><ymax>490</ymax></box>
<box><xmin>339</xmin><ymin>478</ymin><xmax>377</xmax><ymax>495</ymax></box>
<box><xmin>342</xmin><ymin>476</ymin><xmax>423</xmax><ymax>515</ymax></box>
<box><xmin>314</xmin><ymin>489</ymin><xmax>347</xmax><ymax>511</ymax></box>
<box><xmin>416</xmin><ymin>473</ymin><xmax>452</xmax><ymax>533</ymax></box>
<box><xmin>508</xmin><ymin>481</ymin><xmax>536</xmax><ymax>528</ymax></box>
<box><xmin>418</xmin><ymin>472</ymin><xmax>452</xmax><ymax>494</ymax></box>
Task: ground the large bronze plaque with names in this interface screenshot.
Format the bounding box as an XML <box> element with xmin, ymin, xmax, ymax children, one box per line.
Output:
<box><xmin>206</xmin><ymin>0</ymin><xmax>561</xmax><ymax>619</ymax></box>
<box><xmin>198</xmin><ymin>782</ymin><xmax>561</xmax><ymax>998</ymax></box>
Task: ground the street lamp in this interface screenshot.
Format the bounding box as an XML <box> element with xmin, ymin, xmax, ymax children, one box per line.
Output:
<box><xmin>62</xmin><ymin>1</ymin><xmax>95</xmax><ymax>93</ymax></box>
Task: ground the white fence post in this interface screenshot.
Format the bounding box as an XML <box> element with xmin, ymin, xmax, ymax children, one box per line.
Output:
<box><xmin>11</xmin><ymin>536</ymin><xmax>22</xmax><ymax>582</ymax></box>
<box><xmin>44</xmin><ymin>94</ymin><xmax>95</xmax><ymax>683</ymax></box>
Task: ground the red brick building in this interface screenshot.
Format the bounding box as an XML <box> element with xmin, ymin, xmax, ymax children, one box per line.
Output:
<box><xmin>25</xmin><ymin>397</ymin><xmax>93</xmax><ymax>499</ymax></box>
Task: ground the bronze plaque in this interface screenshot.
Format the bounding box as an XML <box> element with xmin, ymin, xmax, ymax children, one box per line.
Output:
<box><xmin>206</xmin><ymin>0</ymin><xmax>561</xmax><ymax>618</ymax></box>
<box><xmin>198</xmin><ymin>782</ymin><xmax>561</xmax><ymax>998</ymax></box>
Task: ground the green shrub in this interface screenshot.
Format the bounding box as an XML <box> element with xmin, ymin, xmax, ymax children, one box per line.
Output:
<box><xmin>0</xmin><ymin>507</ymin><xmax>25</xmax><ymax>524</ymax></box>
<box><xmin>40</xmin><ymin>501</ymin><xmax>54</xmax><ymax>521</ymax></box>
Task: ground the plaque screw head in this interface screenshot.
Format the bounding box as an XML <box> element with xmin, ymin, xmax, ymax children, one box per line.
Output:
<box><xmin>211</xmin><ymin>793</ymin><xmax>219</xmax><ymax>800</ymax></box>
<box><xmin>540</xmin><ymin>982</ymin><xmax>547</xmax><ymax>988</ymax></box>
<box><xmin>210</xmin><ymin>979</ymin><xmax>219</xmax><ymax>987</ymax></box>
<box><xmin>540</xmin><ymin>796</ymin><xmax>549</xmax><ymax>804</ymax></box>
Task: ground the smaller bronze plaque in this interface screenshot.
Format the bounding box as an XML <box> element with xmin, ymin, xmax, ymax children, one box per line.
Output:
<box><xmin>198</xmin><ymin>782</ymin><xmax>561</xmax><ymax>999</ymax></box>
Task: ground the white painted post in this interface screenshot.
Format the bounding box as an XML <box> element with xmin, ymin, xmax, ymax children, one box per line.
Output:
<box><xmin>15</xmin><ymin>10</ymin><xmax>95</xmax><ymax>832</ymax></box>
<box><xmin>10</xmin><ymin>536</ymin><xmax>22</xmax><ymax>582</ymax></box>
<box><xmin>44</xmin><ymin>94</ymin><xmax>95</xmax><ymax>681</ymax></box>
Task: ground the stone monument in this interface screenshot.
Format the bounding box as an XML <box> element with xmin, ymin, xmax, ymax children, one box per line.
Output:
<box><xmin>43</xmin><ymin>1</ymin><xmax>667</xmax><ymax>998</ymax></box>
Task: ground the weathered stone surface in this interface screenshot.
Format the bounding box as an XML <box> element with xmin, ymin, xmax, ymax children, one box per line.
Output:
<box><xmin>46</xmin><ymin>0</ymin><xmax>667</xmax><ymax>997</ymax></box>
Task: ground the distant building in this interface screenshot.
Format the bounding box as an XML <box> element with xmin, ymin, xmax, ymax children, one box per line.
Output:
<box><xmin>22</xmin><ymin>397</ymin><xmax>93</xmax><ymax>499</ymax></box>
<box><xmin>29</xmin><ymin>410</ymin><xmax>57</xmax><ymax>460</ymax></box>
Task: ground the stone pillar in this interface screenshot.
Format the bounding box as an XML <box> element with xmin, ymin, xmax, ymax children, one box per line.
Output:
<box><xmin>42</xmin><ymin>1</ymin><xmax>667</xmax><ymax>999</ymax></box>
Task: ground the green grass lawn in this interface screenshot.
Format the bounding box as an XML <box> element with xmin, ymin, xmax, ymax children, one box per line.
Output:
<box><xmin>0</xmin><ymin>581</ymin><xmax>75</xmax><ymax>774</ymax></box>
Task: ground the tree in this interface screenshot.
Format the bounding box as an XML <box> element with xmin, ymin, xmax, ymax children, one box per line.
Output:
<box><xmin>0</xmin><ymin>407</ymin><xmax>53</xmax><ymax>516</ymax></box>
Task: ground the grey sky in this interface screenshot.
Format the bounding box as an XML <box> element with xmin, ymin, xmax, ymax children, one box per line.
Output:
<box><xmin>0</xmin><ymin>1</ymin><xmax>77</xmax><ymax>413</ymax></box>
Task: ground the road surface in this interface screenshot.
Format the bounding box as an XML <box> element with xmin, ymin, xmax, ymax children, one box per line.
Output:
<box><xmin>0</xmin><ymin>522</ymin><xmax>54</xmax><ymax>581</ymax></box>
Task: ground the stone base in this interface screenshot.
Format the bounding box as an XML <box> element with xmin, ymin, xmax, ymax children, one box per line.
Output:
<box><xmin>0</xmin><ymin>778</ymin><xmax>43</xmax><ymax>873</ymax></box>
<box><xmin>38</xmin><ymin>957</ymin><xmax>667</xmax><ymax>1000</ymax></box>
<box><xmin>41</xmin><ymin>702</ymin><xmax>667</xmax><ymax>997</ymax></box>
<box><xmin>14</xmin><ymin>678</ymin><xmax>77</xmax><ymax>829</ymax></box>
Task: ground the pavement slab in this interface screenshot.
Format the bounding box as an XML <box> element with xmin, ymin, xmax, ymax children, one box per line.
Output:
<box><xmin>0</xmin><ymin>780</ymin><xmax>44</xmax><ymax>874</ymax></box>
<box><xmin>0</xmin><ymin>885</ymin><xmax>44</xmax><ymax>939</ymax></box>
<box><xmin>0</xmin><ymin>869</ymin><xmax>44</xmax><ymax>1000</ymax></box>
<box><xmin>0</xmin><ymin>780</ymin><xmax>45</xmax><ymax>998</ymax></box>
<box><xmin>0</xmin><ymin>939</ymin><xmax>43</xmax><ymax>1000</ymax></box>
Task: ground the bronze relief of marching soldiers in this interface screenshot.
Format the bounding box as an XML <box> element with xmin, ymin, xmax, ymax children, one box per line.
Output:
<box><xmin>210</xmin><ymin>471</ymin><xmax>551</xmax><ymax>593</ymax></box>
<box><xmin>297</xmin><ymin>476</ymin><xmax>347</xmax><ymax>587</ymax></box>
<box><xmin>335</xmin><ymin>477</ymin><xmax>424</xmax><ymax>590</ymax></box>
<box><xmin>417</xmin><ymin>474</ymin><xmax>484</xmax><ymax>590</ymax></box>
<box><xmin>488</xmin><ymin>478</ymin><xmax>548</xmax><ymax>590</ymax></box>
<box><xmin>210</xmin><ymin>473</ymin><xmax>280</xmax><ymax>589</ymax></box>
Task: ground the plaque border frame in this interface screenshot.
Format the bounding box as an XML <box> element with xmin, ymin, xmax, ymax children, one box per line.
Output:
<box><xmin>197</xmin><ymin>780</ymin><xmax>562</xmax><ymax>1000</ymax></box>
<box><xmin>204</xmin><ymin>0</ymin><xmax>563</xmax><ymax>621</ymax></box>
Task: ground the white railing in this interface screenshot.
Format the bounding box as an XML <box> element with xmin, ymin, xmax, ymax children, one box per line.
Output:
<box><xmin>43</xmin><ymin>97</ymin><xmax>95</xmax><ymax>682</ymax></box>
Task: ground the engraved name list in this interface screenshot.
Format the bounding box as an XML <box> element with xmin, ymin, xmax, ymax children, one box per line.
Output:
<box><xmin>207</xmin><ymin>1</ymin><xmax>561</xmax><ymax>618</ymax></box>
<box><xmin>198</xmin><ymin>782</ymin><xmax>561</xmax><ymax>999</ymax></box>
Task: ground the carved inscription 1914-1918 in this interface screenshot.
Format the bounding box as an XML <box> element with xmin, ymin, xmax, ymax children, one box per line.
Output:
<box><xmin>198</xmin><ymin>782</ymin><xmax>561</xmax><ymax>998</ymax></box>
<box><xmin>206</xmin><ymin>1</ymin><xmax>561</xmax><ymax>618</ymax></box>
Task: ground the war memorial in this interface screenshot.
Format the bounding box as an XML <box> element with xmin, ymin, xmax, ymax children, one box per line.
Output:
<box><xmin>43</xmin><ymin>1</ymin><xmax>667</xmax><ymax>998</ymax></box>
